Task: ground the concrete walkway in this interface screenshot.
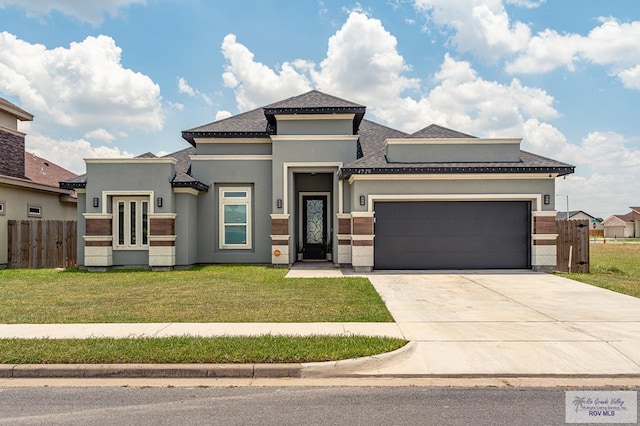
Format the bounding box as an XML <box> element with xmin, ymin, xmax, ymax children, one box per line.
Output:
<box><xmin>3</xmin><ymin>267</ymin><xmax>640</xmax><ymax>378</ymax></box>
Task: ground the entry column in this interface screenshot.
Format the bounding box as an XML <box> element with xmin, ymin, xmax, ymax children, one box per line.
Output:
<box><xmin>351</xmin><ymin>211</ymin><xmax>374</xmax><ymax>272</ymax></box>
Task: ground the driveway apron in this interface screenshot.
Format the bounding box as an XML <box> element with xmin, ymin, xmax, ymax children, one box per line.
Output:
<box><xmin>362</xmin><ymin>271</ymin><xmax>640</xmax><ymax>376</ymax></box>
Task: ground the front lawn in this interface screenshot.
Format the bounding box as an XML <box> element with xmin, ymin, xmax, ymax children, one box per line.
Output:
<box><xmin>0</xmin><ymin>265</ymin><xmax>393</xmax><ymax>323</ymax></box>
<box><xmin>0</xmin><ymin>335</ymin><xmax>407</xmax><ymax>364</ymax></box>
<box><xmin>564</xmin><ymin>243</ymin><xmax>640</xmax><ymax>297</ymax></box>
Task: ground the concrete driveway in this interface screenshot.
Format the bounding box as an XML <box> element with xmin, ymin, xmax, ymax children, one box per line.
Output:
<box><xmin>359</xmin><ymin>271</ymin><xmax>640</xmax><ymax>376</ymax></box>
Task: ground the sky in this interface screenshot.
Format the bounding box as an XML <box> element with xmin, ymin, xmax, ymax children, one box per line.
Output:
<box><xmin>0</xmin><ymin>0</ymin><xmax>638</xmax><ymax>218</ymax></box>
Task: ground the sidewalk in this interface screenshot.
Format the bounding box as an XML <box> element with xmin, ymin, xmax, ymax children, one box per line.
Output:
<box><xmin>3</xmin><ymin>266</ymin><xmax>640</xmax><ymax>379</ymax></box>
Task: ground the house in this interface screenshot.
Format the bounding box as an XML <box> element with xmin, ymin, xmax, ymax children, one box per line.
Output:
<box><xmin>62</xmin><ymin>90</ymin><xmax>574</xmax><ymax>272</ymax></box>
<box><xmin>556</xmin><ymin>210</ymin><xmax>603</xmax><ymax>230</ymax></box>
<box><xmin>0</xmin><ymin>97</ymin><xmax>77</xmax><ymax>268</ymax></box>
<box><xmin>603</xmin><ymin>208</ymin><xmax>640</xmax><ymax>238</ymax></box>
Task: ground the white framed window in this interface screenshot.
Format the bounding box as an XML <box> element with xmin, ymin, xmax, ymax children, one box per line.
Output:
<box><xmin>219</xmin><ymin>186</ymin><xmax>252</xmax><ymax>249</ymax></box>
<box><xmin>27</xmin><ymin>204</ymin><xmax>42</xmax><ymax>218</ymax></box>
<box><xmin>0</xmin><ymin>201</ymin><xmax>5</xmax><ymax>215</ymax></box>
<box><xmin>113</xmin><ymin>197</ymin><xmax>149</xmax><ymax>250</ymax></box>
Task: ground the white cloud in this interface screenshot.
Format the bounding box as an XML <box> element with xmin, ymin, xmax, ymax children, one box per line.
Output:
<box><xmin>413</xmin><ymin>0</ymin><xmax>531</xmax><ymax>61</ymax></box>
<box><xmin>84</xmin><ymin>128</ymin><xmax>117</xmax><ymax>142</ymax></box>
<box><xmin>506</xmin><ymin>18</ymin><xmax>640</xmax><ymax>89</ymax></box>
<box><xmin>24</xmin><ymin>128</ymin><xmax>135</xmax><ymax>175</ymax></box>
<box><xmin>555</xmin><ymin>132</ymin><xmax>640</xmax><ymax>218</ymax></box>
<box><xmin>177</xmin><ymin>77</ymin><xmax>213</xmax><ymax>106</ymax></box>
<box><xmin>505</xmin><ymin>0</ymin><xmax>545</xmax><ymax>8</ymax></box>
<box><xmin>0</xmin><ymin>32</ymin><xmax>163</xmax><ymax>134</ymax></box>
<box><xmin>215</xmin><ymin>110</ymin><xmax>233</xmax><ymax>121</ymax></box>
<box><xmin>311</xmin><ymin>12</ymin><xmax>419</xmax><ymax>106</ymax></box>
<box><xmin>0</xmin><ymin>0</ymin><xmax>145</xmax><ymax>25</ymax></box>
<box><xmin>221</xmin><ymin>34</ymin><xmax>313</xmax><ymax>110</ymax></box>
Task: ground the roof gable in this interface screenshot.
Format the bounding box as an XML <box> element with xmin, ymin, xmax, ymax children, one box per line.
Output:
<box><xmin>408</xmin><ymin>124</ymin><xmax>476</xmax><ymax>139</ymax></box>
<box><xmin>0</xmin><ymin>96</ymin><xmax>33</xmax><ymax>121</ymax></box>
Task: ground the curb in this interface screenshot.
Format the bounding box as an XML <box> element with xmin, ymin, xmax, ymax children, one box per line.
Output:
<box><xmin>0</xmin><ymin>363</ymin><xmax>302</xmax><ymax>379</ymax></box>
<box><xmin>0</xmin><ymin>342</ymin><xmax>417</xmax><ymax>379</ymax></box>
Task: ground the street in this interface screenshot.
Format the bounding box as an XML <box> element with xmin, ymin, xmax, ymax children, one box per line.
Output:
<box><xmin>0</xmin><ymin>383</ymin><xmax>630</xmax><ymax>426</ymax></box>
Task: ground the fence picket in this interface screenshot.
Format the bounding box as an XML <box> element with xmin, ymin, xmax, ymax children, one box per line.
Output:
<box><xmin>555</xmin><ymin>219</ymin><xmax>589</xmax><ymax>273</ymax></box>
<box><xmin>6</xmin><ymin>220</ymin><xmax>77</xmax><ymax>269</ymax></box>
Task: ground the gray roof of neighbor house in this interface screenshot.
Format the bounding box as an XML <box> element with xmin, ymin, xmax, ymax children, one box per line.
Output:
<box><xmin>556</xmin><ymin>210</ymin><xmax>601</xmax><ymax>221</ymax></box>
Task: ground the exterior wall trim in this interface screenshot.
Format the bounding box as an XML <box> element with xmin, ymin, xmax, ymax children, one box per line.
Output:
<box><xmin>274</xmin><ymin>113</ymin><xmax>355</xmax><ymax>121</ymax></box>
<box><xmin>385</xmin><ymin>138</ymin><xmax>521</xmax><ymax>145</ymax></box>
<box><xmin>533</xmin><ymin>211</ymin><xmax>558</xmax><ymax>217</ymax></box>
<box><xmin>173</xmin><ymin>187</ymin><xmax>199</xmax><ymax>196</ymax></box>
<box><xmin>100</xmin><ymin>191</ymin><xmax>155</xmax><ymax>214</ymax></box>
<box><xmin>270</xmin><ymin>214</ymin><xmax>291</xmax><ymax>220</ymax></box>
<box><xmin>194</xmin><ymin>137</ymin><xmax>271</xmax><ymax>144</ymax></box>
<box><xmin>349</xmin><ymin>174</ymin><xmax>557</xmax><ymax>184</ymax></box>
<box><xmin>282</xmin><ymin>162</ymin><xmax>343</xmax><ymax>214</ymax></box>
<box><xmin>85</xmin><ymin>158</ymin><xmax>176</xmax><ymax>165</ymax></box>
<box><xmin>367</xmin><ymin>193</ymin><xmax>543</xmax><ymax>212</ymax></box>
<box><xmin>83</xmin><ymin>213</ymin><xmax>113</xmax><ymax>220</ymax></box>
<box><xmin>532</xmin><ymin>233</ymin><xmax>559</xmax><ymax>240</ymax></box>
<box><xmin>351</xmin><ymin>235</ymin><xmax>375</xmax><ymax>241</ymax></box>
<box><xmin>271</xmin><ymin>135</ymin><xmax>359</xmax><ymax>141</ymax></box>
<box><xmin>190</xmin><ymin>155</ymin><xmax>272</xmax><ymax>161</ymax></box>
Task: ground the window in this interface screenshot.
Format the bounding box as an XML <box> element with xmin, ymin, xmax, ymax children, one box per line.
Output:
<box><xmin>219</xmin><ymin>187</ymin><xmax>252</xmax><ymax>249</ymax></box>
<box><xmin>27</xmin><ymin>204</ymin><xmax>42</xmax><ymax>217</ymax></box>
<box><xmin>113</xmin><ymin>197</ymin><xmax>149</xmax><ymax>249</ymax></box>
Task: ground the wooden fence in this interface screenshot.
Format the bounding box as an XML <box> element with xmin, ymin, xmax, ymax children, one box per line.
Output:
<box><xmin>7</xmin><ymin>220</ymin><xmax>77</xmax><ymax>269</ymax></box>
<box><xmin>556</xmin><ymin>219</ymin><xmax>589</xmax><ymax>273</ymax></box>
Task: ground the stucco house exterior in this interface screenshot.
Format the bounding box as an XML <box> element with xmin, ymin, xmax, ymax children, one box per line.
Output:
<box><xmin>603</xmin><ymin>208</ymin><xmax>640</xmax><ymax>238</ymax></box>
<box><xmin>0</xmin><ymin>97</ymin><xmax>77</xmax><ymax>268</ymax></box>
<box><xmin>62</xmin><ymin>91</ymin><xmax>574</xmax><ymax>272</ymax></box>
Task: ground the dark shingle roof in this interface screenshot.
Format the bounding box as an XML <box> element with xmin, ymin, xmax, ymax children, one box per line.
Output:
<box><xmin>341</xmin><ymin>149</ymin><xmax>574</xmax><ymax>177</ymax></box>
<box><xmin>358</xmin><ymin>119</ymin><xmax>408</xmax><ymax>157</ymax></box>
<box><xmin>182</xmin><ymin>90</ymin><xmax>366</xmax><ymax>145</ymax></box>
<box><xmin>408</xmin><ymin>124</ymin><xmax>476</xmax><ymax>139</ymax></box>
<box><xmin>264</xmin><ymin>90</ymin><xmax>364</xmax><ymax>110</ymax></box>
<box><xmin>60</xmin><ymin>146</ymin><xmax>208</xmax><ymax>191</ymax></box>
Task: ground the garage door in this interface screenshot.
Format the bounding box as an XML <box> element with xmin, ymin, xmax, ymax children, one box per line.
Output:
<box><xmin>374</xmin><ymin>201</ymin><xmax>531</xmax><ymax>270</ymax></box>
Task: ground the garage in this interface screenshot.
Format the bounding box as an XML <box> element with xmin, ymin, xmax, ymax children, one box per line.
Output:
<box><xmin>374</xmin><ymin>201</ymin><xmax>531</xmax><ymax>270</ymax></box>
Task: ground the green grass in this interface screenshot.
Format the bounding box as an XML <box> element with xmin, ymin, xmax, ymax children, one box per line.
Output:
<box><xmin>0</xmin><ymin>265</ymin><xmax>393</xmax><ymax>323</ymax></box>
<box><xmin>0</xmin><ymin>336</ymin><xmax>407</xmax><ymax>364</ymax></box>
<box><xmin>564</xmin><ymin>244</ymin><xmax>640</xmax><ymax>297</ymax></box>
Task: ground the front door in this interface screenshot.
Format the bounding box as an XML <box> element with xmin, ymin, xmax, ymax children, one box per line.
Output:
<box><xmin>302</xmin><ymin>195</ymin><xmax>327</xmax><ymax>259</ymax></box>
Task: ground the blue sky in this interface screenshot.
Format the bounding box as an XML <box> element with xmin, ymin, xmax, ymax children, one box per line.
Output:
<box><xmin>0</xmin><ymin>0</ymin><xmax>639</xmax><ymax>218</ymax></box>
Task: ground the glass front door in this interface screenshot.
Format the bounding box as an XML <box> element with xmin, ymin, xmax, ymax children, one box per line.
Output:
<box><xmin>302</xmin><ymin>195</ymin><xmax>327</xmax><ymax>259</ymax></box>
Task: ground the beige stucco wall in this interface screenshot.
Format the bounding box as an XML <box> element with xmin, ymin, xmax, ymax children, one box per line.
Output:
<box><xmin>0</xmin><ymin>183</ymin><xmax>76</xmax><ymax>266</ymax></box>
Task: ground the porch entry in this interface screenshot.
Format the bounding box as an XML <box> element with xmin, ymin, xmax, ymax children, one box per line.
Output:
<box><xmin>302</xmin><ymin>195</ymin><xmax>327</xmax><ymax>259</ymax></box>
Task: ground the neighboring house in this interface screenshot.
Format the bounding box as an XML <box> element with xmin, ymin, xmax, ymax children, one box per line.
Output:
<box><xmin>556</xmin><ymin>210</ymin><xmax>603</xmax><ymax>230</ymax></box>
<box><xmin>62</xmin><ymin>90</ymin><xmax>574</xmax><ymax>272</ymax></box>
<box><xmin>0</xmin><ymin>97</ymin><xmax>77</xmax><ymax>268</ymax></box>
<box><xmin>603</xmin><ymin>208</ymin><xmax>640</xmax><ymax>238</ymax></box>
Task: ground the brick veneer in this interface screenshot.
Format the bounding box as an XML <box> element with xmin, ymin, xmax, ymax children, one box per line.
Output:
<box><xmin>338</xmin><ymin>217</ymin><xmax>351</xmax><ymax>234</ymax></box>
<box><xmin>150</xmin><ymin>218</ymin><xmax>175</xmax><ymax>236</ymax></box>
<box><xmin>271</xmin><ymin>218</ymin><xmax>288</xmax><ymax>235</ymax></box>
<box><xmin>352</xmin><ymin>217</ymin><xmax>373</xmax><ymax>235</ymax></box>
<box><xmin>0</xmin><ymin>129</ymin><xmax>25</xmax><ymax>178</ymax></box>
<box><xmin>85</xmin><ymin>219</ymin><xmax>112</xmax><ymax>236</ymax></box>
<box><xmin>534</xmin><ymin>216</ymin><xmax>556</xmax><ymax>234</ymax></box>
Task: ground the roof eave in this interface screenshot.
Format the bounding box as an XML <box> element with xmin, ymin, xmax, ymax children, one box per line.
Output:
<box><xmin>171</xmin><ymin>180</ymin><xmax>210</xmax><ymax>192</ymax></box>
<box><xmin>181</xmin><ymin>131</ymin><xmax>271</xmax><ymax>146</ymax></box>
<box><xmin>339</xmin><ymin>166</ymin><xmax>575</xmax><ymax>179</ymax></box>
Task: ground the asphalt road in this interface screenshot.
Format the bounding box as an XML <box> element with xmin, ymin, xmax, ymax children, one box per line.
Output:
<box><xmin>0</xmin><ymin>386</ymin><xmax>622</xmax><ymax>425</ymax></box>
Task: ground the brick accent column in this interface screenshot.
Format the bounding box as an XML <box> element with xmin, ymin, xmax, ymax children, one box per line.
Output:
<box><xmin>532</xmin><ymin>211</ymin><xmax>558</xmax><ymax>272</ymax></box>
<box><xmin>351</xmin><ymin>212</ymin><xmax>374</xmax><ymax>272</ymax></box>
<box><xmin>336</xmin><ymin>213</ymin><xmax>352</xmax><ymax>265</ymax></box>
<box><xmin>148</xmin><ymin>214</ymin><xmax>176</xmax><ymax>269</ymax></box>
<box><xmin>270</xmin><ymin>214</ymin><xmax>290</xmax><ymax>265</ymax></box>
<box><xmin>83</xmin><ymin>214</ymin><xmax>113</xmax><ymax>268</ymax></box>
